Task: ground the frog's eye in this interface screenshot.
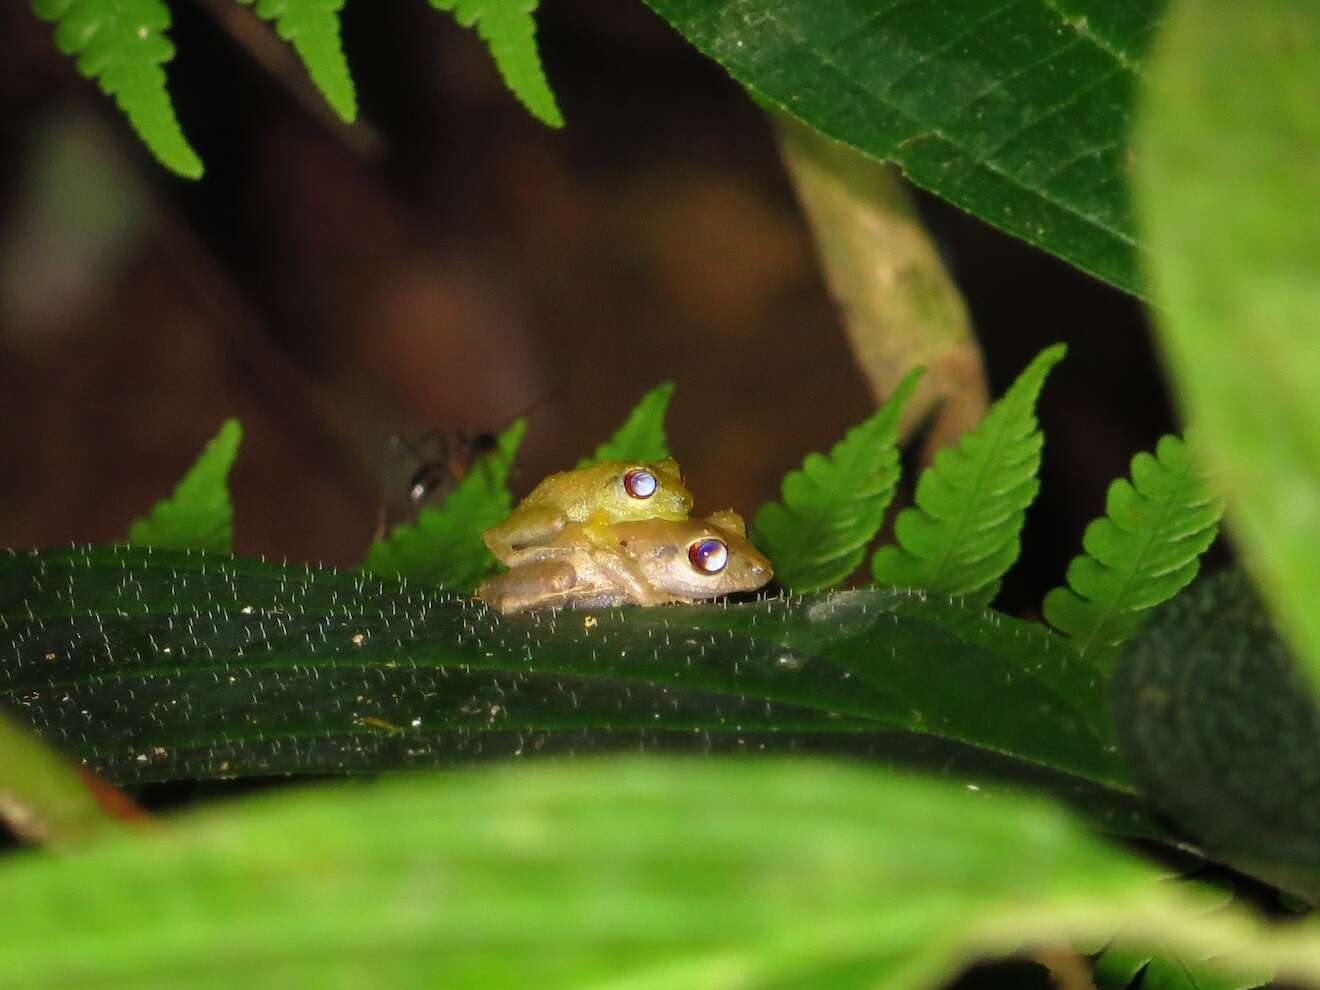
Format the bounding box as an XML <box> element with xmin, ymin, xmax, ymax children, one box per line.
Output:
<box><xmin>623</xmin><ymin>468</ymin><xmax>657</xmax><ymax>499</ymax></box>
<box><xmin>688</xmin><ymin>538</ymin><xmax>728</xmax><ymax>574</ymax></box>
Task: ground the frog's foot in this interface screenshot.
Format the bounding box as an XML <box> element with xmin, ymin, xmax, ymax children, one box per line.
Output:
<box><xmin>475</xmin><ymin>560</ymin><xmax>578</xmax><ymax>614</ymax></box>
<box><xmin>579</xmin><ymin>510</ymin><xmax>623</xmax><ymax>550</ymax></box>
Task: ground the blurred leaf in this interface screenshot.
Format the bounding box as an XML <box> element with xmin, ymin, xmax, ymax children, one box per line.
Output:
<box><xmin>873</xmin><ymin>344</ymin><xmax>1064</xmax><ymax>606</ymax></box>
<box><xmin>127</xmin><ymin>419</ymin><xmax>241</xmax><ymax>553</ymax></box>
<box><xmin>0</xmin><ymin>760</ymin><xmax>1306</xmax><ymax>987</ymax></box>
<box><xmin>365</xmin><ymin>418</ymin><xmax>525</xmax><ymax>591</ymax></box>
<box><xmin>753</xmin><ymin>368</ymin><xmax>921</xmax><ymax>592</ymax></box>
<box><xmin>31</xmin><ymin>0</ymin><xmax>202</xmax><ymax>178</ymax></box>
<box><xmin>643</xmin><ymin>0</ymin><xmax>1164</xmax><ymax>296</ymax></box>
<box><xmin>577</xmin><ymin>381</ymin><xmax>675</xmax><ymax>467</ymax></box>
<box><xmin>1113</xmin><ymin>569</ymin><xmax>1320</xmax><ymax>899</ymax></box>
<box><xmin>238</xmin><ymin>0</ymin><xmax>357</xmax><ymax>121</ymax></box>
<box><xmin>0</xmin><ymin>545</ymin><xmax>1138</xmax><ymax>815</ymax></box>
<box><xmin>428</xmin><ymin>0</ymin><xmax>562</xmax><ymax>127</ymax></box>
<box><xmin>1135</xmin><ymin>0</ymin><xmax>1320</xmax><ymax>697</ymax></box>
<box><xmin>1044</xmin><ymin>435</ymin><xmax>1222</xmax><ymax>664</ymax></box>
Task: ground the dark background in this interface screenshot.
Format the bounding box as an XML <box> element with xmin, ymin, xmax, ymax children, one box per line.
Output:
<box><xmin>0</xmin><ymin>0</ymin><xmax>1175</xmax><ymax>616</ymax></box>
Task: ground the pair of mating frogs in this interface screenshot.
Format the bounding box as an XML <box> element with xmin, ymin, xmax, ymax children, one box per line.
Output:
<box><xmin>477</xmin><ymin>458</ymin><xmax>773</xmax><ymax>613</ymax></box>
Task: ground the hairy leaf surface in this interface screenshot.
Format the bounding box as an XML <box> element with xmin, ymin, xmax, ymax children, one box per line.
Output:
<box><xmin>239</xmin><ymin>0</ymin><xmax>356</xmax><ymax>121</ymax></box>
<box><xmin>31</xmin><ymin>0</ymin><xmax>202</xmax><ymax>177</ymax></box>
<box><xmin>872</xmin><ymin>345</ymin><xmax>1064</xmax><ymax>606</ymax></box>
<box><xmin>127</xmin><ymin>419</ymin><xmax>242</xmax><ymax>554</ymax></box>
<box><xmin>1044</xmin><ymin>434</ymin><xmax>1222</xmax><ymax>664</ymax></box>
<box><xmin>0</xmin><ymin>759</ymin><xmax>1307</xmax><ymax>989</ymax></box>
<box><xmin>642</xmin><ymin>0</ymin><xmax>1164</xmax><ymax>296</ymax></box>
<box><xmin>364</xmin><ymin>418</ymin><xmax>525</xmax><ymax>591</ymax></box>
<box><xmin>428</xmin><ymin>0</ymin><xmax>562</xmax><ymax>127</ymax></box>
<box><xmin>0</xmin><ymin>545</ymin><xmax>1149</xmax><ymax>832</ymax></box>
<box><xmin>753</xmin><ymin>368</ymin><xmax>920</xmax><ymax>593</ymax></box>
<box><xmin>577</xmin><ymin>380</ymin><xmax>675</xmax><ymax>467</ymax></box>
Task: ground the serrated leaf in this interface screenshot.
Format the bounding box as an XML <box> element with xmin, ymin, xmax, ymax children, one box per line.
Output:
<box><xmin>127</xmin><ymin>419</ymin><xmax>242</xmax><ymax>553</ymax></box>
<box><xmin>0</xmin><ymin>759</ymin><xmax>1311</xmax><ymax>989</ymax></box>
<box><xmin>642</xmin><ymin>0</ymin><xmax>1163</xmax><ymax>297</ymax></box>
<box><xmin>872</xmin><ymin>344</ymin><xmax>1065</xmax><ymax>607</ymax></box>
<box><xmin>31</xmin><ymin>0</ymin><xmax>202</xmax><ymax>178</ymax></box>
<box><xmin>1135</xmin><ymin>0</ymin><xmax>1320</xmax><ymax>700</ymax></box>
<box><xmin>238</xmin><ymin>0</ymin><xmax>357</xmax><ymax>121</ymax></box>
<box><xmin>427</xmin><ymin>0</ymin><xmax>562</xmax><ymax>127</ymax></box>
<box><xmin>576</xmin><ymin>381</ymin><xmax>675</xmax><ymax>467</ymax></box>
<box><xmin>1044</xmin><ymin>435</ymin><xmax>1223</xmax><ymax>664</ymax></box>
<box><xmin>752</xmin><ymin>367</ymin><xmax>921</xmax><ymax>593</ymax></box>
<box><xmin>364</xmin><ymin>418</ymin><xmax>525</xmax><ymax>590</ymax></box>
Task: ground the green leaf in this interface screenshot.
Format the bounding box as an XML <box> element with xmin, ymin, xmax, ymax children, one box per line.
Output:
<box><xmin>1134</xmin><ymin>0</ymin><xmax>1320</xmax><ymax>698</ymax></box>
<box><xmin>641</xmin><ymin>0</ymin><xmax>1162</xmax><ymax>296</ymax></box>
<box><xmin>238</xmin><ymin>0</ymin><xmax>357</xmax><ymax>121</ymax></box>
<box><xmin>1113</xmin><ymin>569</ymin><xmax>1320</xmax><ymax>900</ymax></box>
<box><xmin>127</xmin><ymin>419</ymin><xmax>242</xmax><ymax>553</ymax></box>
<box><xmin>576</xmin><ymin>381</ymin><xmax>675</xmax><ymax>467</ymax></box>
<box><xmin>0</xmin><ymin>758</ymin><xmax>1310</xmax><ymax>988</ymax></box>
<box><xmin>364</xmin><ymin>418</ymin><xmax>525</xmax><ymax>590</ymax></box>
<box><xmin>0</xmin><ymin>545</ymin><xmax>1144</xmax><ymax>824</ymax></box>
<box><xmin>872</xmin><ymin>344</ymin><xmax>1065</xmax><ymax>607</ymax></box>
<box><xmin>753</xmin><ymin>368</ymin><xmax>921</xmax><ymax>593</ymax></box>
<box><xmin>1043</xmin><ymin>435</ymin><xmax>1223</xmax><ymax>664</ymax></box>
<box><xmin>31</xmin><ymin>0</ymin><xmax>203</xmax><ymax>178</ymax></box>
<box><xmin>427</xmin><ymin>0</ymin><xmax>563</xmax><ymax>127</ymax></box>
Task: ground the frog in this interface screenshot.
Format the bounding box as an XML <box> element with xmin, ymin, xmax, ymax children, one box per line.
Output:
<box><xmin>475</xmin><ymin>510</ymin><xmax>773</xmax><ymax>614</ymax></box>
<box><xmin>482</xmin><ymin>457</ymin><xmax>694</xmax><ymax>567</ymax></box>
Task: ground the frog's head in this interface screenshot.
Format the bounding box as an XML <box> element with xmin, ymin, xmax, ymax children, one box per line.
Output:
<box><xmin>616</xmin><ymin>512</ymin><xmax>773</xmax><ymax>600</ymax></box>
<box><xmin>595</xmin><ymin>457</ymin><xmax>693</xmax><ymax>522</ymax></box>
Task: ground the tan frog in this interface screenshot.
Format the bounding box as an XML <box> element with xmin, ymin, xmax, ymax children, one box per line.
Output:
<box><xmin>483</xmin><ymin>458</ymin><xmax>694</xmax><ymax>566</ymax></box>
<box><xmin>476</xmin><ymin>510</ymin><xmax>772</xmax><ymax>614</ymax></box>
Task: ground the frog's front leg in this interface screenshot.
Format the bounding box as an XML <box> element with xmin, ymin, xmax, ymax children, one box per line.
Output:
<box><xmin>591</xmin><ymin>550</ymin><xmax>680</xmax><ymax>607</ymax></box>
<box><xmin>475</xmin><ymin>559</ymin><xmax>579</xmax><ymax>614</ymax></box>
<box><xmin>483</xmin><ymin>507</ymin><xmax>568</xmax><ymax>566</ymax></box>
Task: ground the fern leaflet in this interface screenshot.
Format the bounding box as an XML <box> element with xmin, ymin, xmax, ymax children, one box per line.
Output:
<box><xmin>427</xmin><ymin>0</ymin><xmax>563</xmax><ymax>127</ymax></box>
<box><xmin>1042</xmin><ymin>434</ymin><xmax>1222</xmax><ymax>663</ymax></box>
<box><xmin>364</xmin><ymin>418</ymin><xmax>526</xmax><ymax>591</ymax></box>
<box><xmin>871</xmin><ymin>344</ymin><xmax>1065</xmax><ymax>606</ymax></box>
<box><xmin>32</xmin><ymin>0</ymin><xmax>202</xmax><ymax>177</ymax></box>
<box><xmin>238</xmin><ymin>0</ymin><xmax>357</xmax><ymax>122</ymax></box>
<box><xmin>128</xmin><ymin>419</ymin><xmax>242</xmax><ymax>552</ymax></box>
<box><xmin>753</xmin><ymin>368</ymin><xmax>921</xmax><ymax>593</ymax></box>
<box><xmin>577</xmin><ymin>381</ymin><xmax>675</xmax><ymax>467</ymax></box>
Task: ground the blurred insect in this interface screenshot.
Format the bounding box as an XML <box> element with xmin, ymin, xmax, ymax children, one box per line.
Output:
<box><xmin>397</xmin><ymin>429</ymin><xmax>500</xmax><ymax>507</ymax></box>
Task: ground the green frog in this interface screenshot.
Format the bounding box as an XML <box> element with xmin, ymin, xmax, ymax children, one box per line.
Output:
<box><xmin>476</xmin><ymin>510</ymin><xmax>772</xmax><ymax>614</ymax></box>
<box><xmin>482</xmin><ymin>457</ymin><xmax>694</xmax><ymax>566</ymax></box>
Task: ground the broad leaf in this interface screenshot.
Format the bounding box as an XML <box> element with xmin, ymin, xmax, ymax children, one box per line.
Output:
<box><xmin>31</xmin><ymin>0</ymin><xmax>202</xmax><ymax>178</ymax></box>
<box><xmin>753</xmin><ymin>367</ymin><xmax>920</xmax><ymax>592</ymax></box>
<box><xmin>873</xmin><ymin>344</ymin><xmax>1064</xmax><ymax>606</ymax></box>
<box><xmin>1113</xmin><ymin>569</ymin><xmax>1320</xmax><ymax>899</ymax></box>
<box><xmin>1135</xmin><ymin>0</ymin><xmax>1320</xmax><ymax>698</ymax></box>
<box><xmin>239</xmin><ymin>0</ymin><xmax>357</xmax><ymax>121</ymax></box>
<box><xmin>642</xmin><ymin>0</ymin><xmax>1162</xmax><ymax>296</ymax></box>
<box><xmin>428</xmin><ymin>0</ymin><xmax>563</xmax><ymax>127</ymax></box>
<box><xmin>1043</xmin><ymin>434</ymin><xmax>1222</xmax><ymax>664</ymax></box>
<box><xmin>0</xmin><ymin>759</ymin><xmax>1309</xmax><ymax>988</ymax></box>
<box><xmin>577</xmin><ymin>380</ymin><xmax>675</xmax><ymax>467</ymax></box>
<box><xmin>0</xmin><ymin>545</ymin><xmax>1144</xmax><ymax>826</ymax></box>
<box><xmin>364</xmin><ymin>418</ymin><xmax>525</xmax><ymax>590</ymax></box>
<box><xmin>127</xmin><ymin>419</ymin><xmax>242</xmax><ymax>553</ymax></box>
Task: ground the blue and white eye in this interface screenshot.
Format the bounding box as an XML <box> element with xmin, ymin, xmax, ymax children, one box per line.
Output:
<box><xmin>688</xmin><ymin>538</ymin><xmax>728</xmax><ymax>574</ymax></box>
<box><xmin>623</xmin><ymin>468</ymin><xmax>657</xmax><ymax>499</ymax></box>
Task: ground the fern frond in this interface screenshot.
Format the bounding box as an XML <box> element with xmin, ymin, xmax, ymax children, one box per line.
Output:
<box><xmin>1043</xmin><ymin>434</ymin><xmax>1222</xmax><ymax>663</ymax></box>
<box><xmin>238</xmin><ymin>0</ymin><xmax>357</xmax><ymax>122</ymax></box>
<box><xmin>753</xmin><ymin>368</ymin><xmax>921</xmax><ymax>593</ymax></box>
<box><xmin>128</xmin><ymin>419</ymin><xmax>242</xmax><ymax>552</ymax></box>
<box><xmin>577</xmin><ymin>381</ymin><xmax>675</xmax><ymax>467</ymax></box>
<box><xmin>427</xmin><ymin>0</ymin><xmax>563</xmax><ymax>127</ymax></box>
<box><xmin>32</xmin><ymin>0</ymin><xmax>202</xmax><ymax>178</ymax></box>
<box><xmin>364</xmin><ymin>418</ymin><xmax>526</xmax><ymax>591</ymax></box>
<box><xmin>871</xmin><ymin>344</ymin><xmax>1066</xmax><ymax>606</ymax></box>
